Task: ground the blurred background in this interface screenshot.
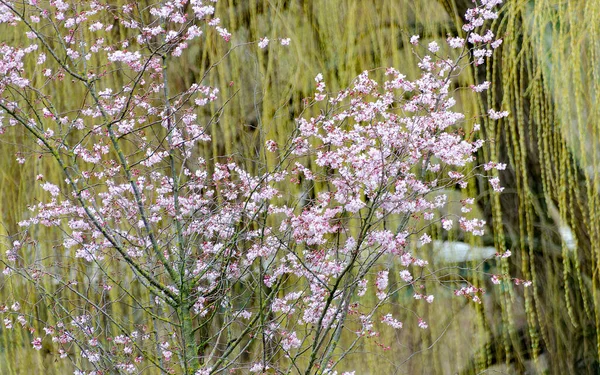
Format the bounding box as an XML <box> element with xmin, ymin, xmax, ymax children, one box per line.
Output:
<box><xmin>1</xmin><ymin>0</ymin><xmax>599</xmax><ymax>373</ymax></box>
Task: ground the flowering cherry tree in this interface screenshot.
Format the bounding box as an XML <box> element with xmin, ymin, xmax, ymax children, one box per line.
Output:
<box><xmin>0</xmin><ymin>0</ymin><xmax>515</xmax><ymax>374</ymax></box>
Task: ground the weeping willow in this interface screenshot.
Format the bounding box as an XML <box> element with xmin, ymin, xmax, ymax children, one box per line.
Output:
<box><xmin>0</xmin><ymin>0</ymin><xmax>598</xmax><ymax>373</ymax></box>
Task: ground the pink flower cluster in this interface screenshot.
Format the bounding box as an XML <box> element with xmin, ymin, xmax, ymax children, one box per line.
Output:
<box><xmin>0</xmin><ymin>0</ymin><xmax>520</xmax><ymax>374</ymax></box>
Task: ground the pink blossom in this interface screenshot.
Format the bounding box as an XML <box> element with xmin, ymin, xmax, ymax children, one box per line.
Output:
<box><xmin>258</xmin><ymin>37</ymin><xmax>269</xmax><ymax>49</ymax></box>
<box><xmin>250</xmin><ymin>363</ymin><xmax>269</xmax><ymax>373</ymax></box>
<box><xmin>471</xmin><ymin>81</ymin><xmax>491</xmax><ymax>92</ymax></box>
<box><xmin>266</xmin><ymin>139</ymin><xmax>278</xmax><ymax>152</ymax></box>
<box><xmin>441</xmin><ymin>218</ymin><xmax>453</xmax><ymax>230</ymax></box>
<box><xmin>399</xmin><ymin>270</ymin><xmax>413</xmax><ymax>282</ymax></box>
<box><xmin>419</xmin><ymin>233</ymin><xmax>432</xmax><ymax>246</ymax></box>
<box><xmin>447</xmin><ymin>37</ymin><xmax>465</xmax><ymax>48</ymax></box>
<box><xmin>428</xmin><ymin>41</ymin><xmax>440</xmax><ymax>53</ymax></box>
<box><xmin>491</xmin><ymin>39</ymin><xmax>503</xmax><ymax>49</ymax></box>
<box><xmin>32</xmin><ymin>337</ymin><xmax>42</xmax><ymax>350</ymax></box>
<box><xmin>375</xmin><ymin>270</ymin><xmax>389</xmax><ymax>300</ymax></box>
<box><xmin>281</xmin><ymin>331</ymin><xmax>302</xmax><ymax>351</ymax></box>
<box><xmin>489</xmin><ymin>176</ymin><xmax>504</xmax><ymax>192</ymax></box>
<box><xmin>216</xmin><ymin>26</ymin><xmax>231</xmax><ymax>41</ymax></box>
<box><xmin>488</xmin><ymin>109</ymin><xmax>510</xmax><ymax>119</ymax></box>
<box><xmin>381</xmin><ymin>314</ymin><xmax>403</xmax><ymax>329</ymax></box>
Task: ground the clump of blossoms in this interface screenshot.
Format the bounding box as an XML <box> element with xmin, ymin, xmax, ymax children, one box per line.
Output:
<box><xmin>0</xmin><ymin>0</ymin><xmax>514</xmax><ymax>374</ymax></box>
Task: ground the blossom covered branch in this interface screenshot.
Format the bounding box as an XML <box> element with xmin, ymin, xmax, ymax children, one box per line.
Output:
<box><xmin>0</xmin><ymin>0</ymin><xmax>518</xmax><ymax>374</ymax></box>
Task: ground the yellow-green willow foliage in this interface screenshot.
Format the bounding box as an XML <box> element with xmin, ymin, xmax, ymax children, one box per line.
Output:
<box><xmin>438</xmin><ymin>0</ymin><xmax>600</xmax><ymax>373</ymax></box>
<box><xmin>1</xmin><ymin>0</ymin><xmax>599</xmax><ymax>373</ymax></box>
